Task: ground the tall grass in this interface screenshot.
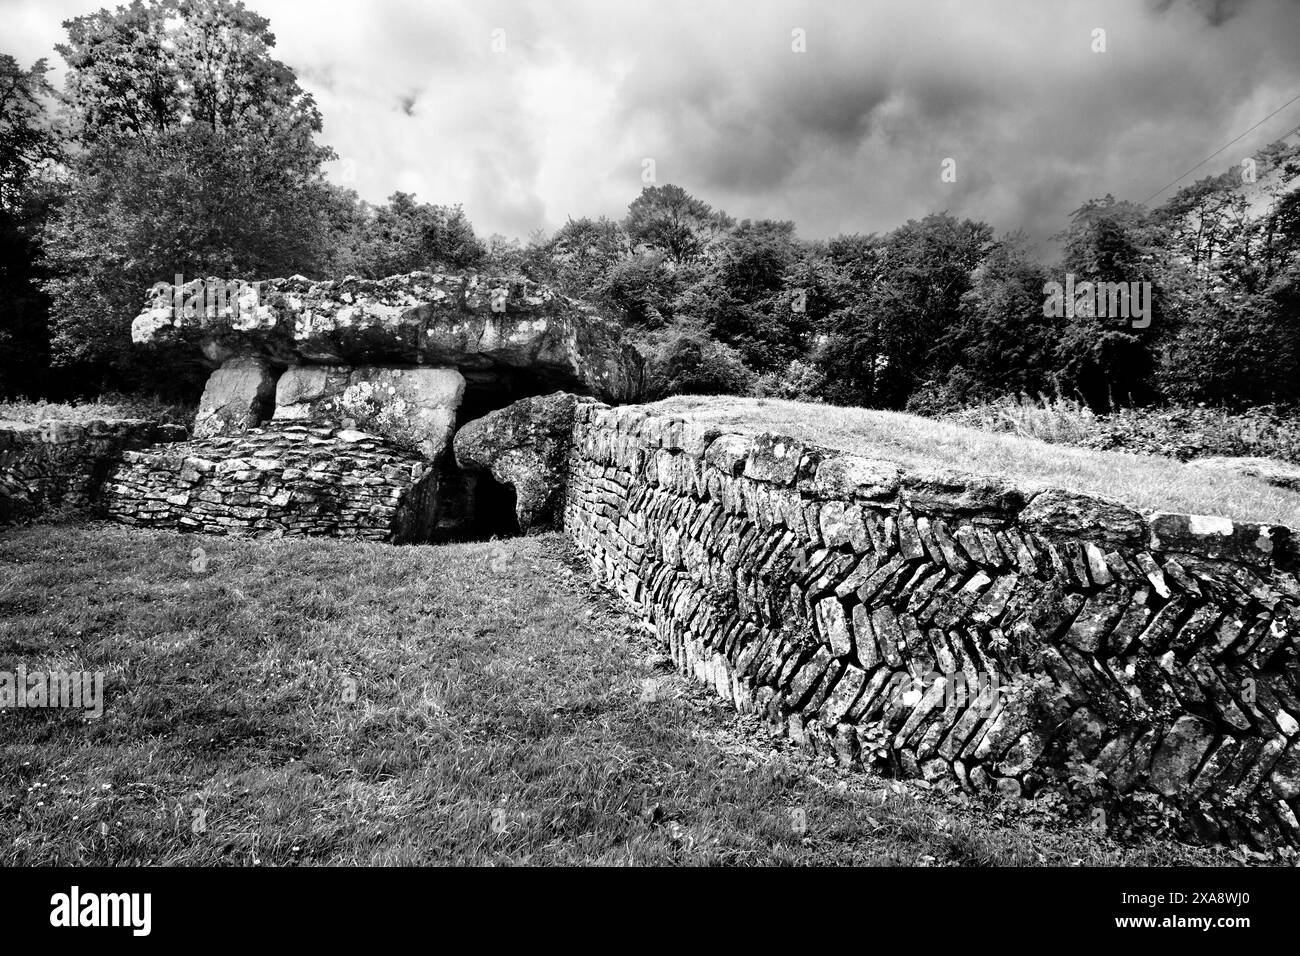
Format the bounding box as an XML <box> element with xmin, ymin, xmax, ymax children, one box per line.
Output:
<box><xmin>643</xmin><ymin>395</ymin><xmax>1300</xmax><ymax>526</ymax></box>
<box><xmin>944</xmin><ymin>394</ymin><xmax>1097</xmax><ymax>445</ymax></box>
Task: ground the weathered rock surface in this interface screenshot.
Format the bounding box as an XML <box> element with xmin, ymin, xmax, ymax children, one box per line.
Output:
<box><xmin>454</xmin><ymin>391</ymin><xmax>588</xmax><ymax>531</ymax></box>
<box><xmin>0</xmin><ymin>418</ymin><xmax>186</xmax><ymax>523</ymax></box>
<box><xmin>1019</xmin><ymin>488</ymin><xmax>1146</xmax><ymax>545</ymax></box>
<box><xmin>105</xmin><ymin>423</ymin><xmax>437</xmax><ymax>542</ymax></box>
<box><xmin>132</xmin><ymin>272</ymin><xmax>644</xmax><ymax>403</ymax></box>
<box><xmin>274</xmin><ymin>365</ymin><xmax>465</xmax><ymax>459</ymax></box>
<box><xmin>193</xmin><ymin>356</ymin><xmax>277</xmax><ymax>439</ymax></box>
<box><xmin>1147</xmin><ymin>510</ymin><xmax>1288</xmax><ymax>569</ymax></box>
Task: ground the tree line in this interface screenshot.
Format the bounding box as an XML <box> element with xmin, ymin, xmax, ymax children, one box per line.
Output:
<box><xmin>2</xmin><ymin>0</ymin><xmax>1298</xmax><ymax>412</ymax></box>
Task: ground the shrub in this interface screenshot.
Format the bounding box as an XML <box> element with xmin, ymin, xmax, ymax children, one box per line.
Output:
<box><xmin>0</xmin><ymin>391</ymin><xmax>194</xmax><ymax>425</ymax></box>
<box><xmin>753</xmin><ymin>359</ymin><xmax>824</xmax><ymax>401</ymax></box>
<box><xmin>942</xmin><ymin>393</ymin><xmax>1098</xmax><ymax>446</ymax></box>
<box><xmin>643</xmin><ymin>319</ymin><xmax>754</xmax><ymax>399</ymax></box>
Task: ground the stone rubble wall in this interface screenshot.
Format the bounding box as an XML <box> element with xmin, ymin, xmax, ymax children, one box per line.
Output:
<box><xmin>0</xmin><ymin>419</ymin><xmax>186</xmax><ymax>523</ymax></box>
<box><xmin>104</xmin><ymin>423</ymin><xmax>437</xmax><ymax>542</ymax></box>
<box><xmin>565</xmin><ymin>402</ymin><xmax>1300</xmax><ymax>849</ymax></box>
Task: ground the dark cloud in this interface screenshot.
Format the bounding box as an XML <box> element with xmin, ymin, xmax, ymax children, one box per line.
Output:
<box><xmin>1149</xmin><ymin>0</ymin><xmax>1253</xmax><ymax>27</ymax></box>
<box><xmin>6</xmin><ymin>0</ymin><xmax>1300</xmax><ymax>250</ymax></box>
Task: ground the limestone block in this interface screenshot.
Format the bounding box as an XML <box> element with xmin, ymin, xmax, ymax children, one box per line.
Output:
<box><xmin>194</xmin><ymin>356</ymin><xmax>278</xmax><ymax>439</ymax></box>
<box><xmin>274</xmin><ymin>365</ymin><xmax>465</xmax><ymax>459</ymax></box>
<box><xmin>454</xmin><ymin>391</ymin><xmax>584</xmax><ymax>531</ymax></box>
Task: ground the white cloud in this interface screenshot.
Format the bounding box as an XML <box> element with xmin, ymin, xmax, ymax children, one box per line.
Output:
<box><xmin>5</xmin><ymin>0</ymin><xmax>1299</xmax><ymax>248</ymax></box>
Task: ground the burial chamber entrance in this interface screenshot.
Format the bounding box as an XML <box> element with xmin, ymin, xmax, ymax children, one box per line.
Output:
<box><xmin>429</xmin><ymin>368</ymin><xmax>538</xmax><ymax>542</ymax></box>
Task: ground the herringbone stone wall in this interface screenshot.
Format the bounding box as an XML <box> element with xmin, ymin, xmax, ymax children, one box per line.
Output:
<box><xmin>565</xmin><ymin>402</ymin><xmax>1300</xmax><ymax>849</ymax></box>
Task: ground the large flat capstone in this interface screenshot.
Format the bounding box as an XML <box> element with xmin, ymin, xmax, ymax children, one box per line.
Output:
<box><xmin>132</xmin><ymin>272</ymin><xmax>644</xmax><ymax>403</ymax></box>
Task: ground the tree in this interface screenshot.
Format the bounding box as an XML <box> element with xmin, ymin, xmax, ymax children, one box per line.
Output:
<box><xmin>1157</xmin><ymin>294</ymin><xmax>1299</xmax><ymax>407</ymax></box>
<box><xmin>623</xmin><ymin>184</ymin><xmax>732</xmax><ymax>263</ymax></box>
<box><xmin>330</xmin><ymin>191</ymin><xmax>486</xmax><ymax>278</ymax></box>
<box><xmin>643</xmin><ymin>317</ymin><xmax>754</xmax><ymax>399</ymax></box>
<box><xmin>0</xmin><ymin>55</ymin><xmax>61</xmax><ymax>398</ymax></box>
<box><xmin>547</xmin><ymin>215</ymin><xmax>629</xmax><ymax>297</ymax></box>
<box><xmin>923</xmin><ymin>234</ymin><xmax>1057</xmax><ymax>406</ymax></box>
<box><xmin>1154</xmin><ymin>179</ymin><xmax>1300</xmax><ymax>407</ymax></box>
<box><xmin>596</xmin><ymin>251</ymin><xmax>679</xmax><ymax>328</ymax></box>
<box><xmin>815</xmin><ymin>213</ymin><xmax>993</xmax><ymax>408</ymax></box>
<box><xmin>678</xmin><ymin>218</ymin><xmax>811</xmax><ymax>373</ymax></box>
<box><xmin>480</xmin><ymin>229</ymin><xmax>553</xmax><ymax>281</ymax></box>
<box><xmin>1051</xmin><ymin>196</ymin><xmax>1166</xmax><ymax>408</ymax></box>
<box><xmin>0</xmin><ymin>56</ymin><xmax>59</xmax><ymax>207</ymax></box>
<box><xmin>43</xmin><ymin>0</ymin><xmax>336</xmax><ymax>391</ymax></box>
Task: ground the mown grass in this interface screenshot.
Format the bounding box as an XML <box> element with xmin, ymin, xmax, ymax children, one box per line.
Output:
<box><xmin>0</xmin><ymin>522</ymin><xmax>1237</xmax><ymax>866</ymax></box>
<box><xmin>644</xmin><ymin>396</ymin><xmax>1300</xmax><ymax>528</ymax></box>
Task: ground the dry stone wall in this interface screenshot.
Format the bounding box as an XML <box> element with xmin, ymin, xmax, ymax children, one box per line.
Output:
<box><xmin>0</xmin><ymin>419</ymin><xmax>185</xmax><ymax>523</ymax></box>
<box><xmin>565</xmin><ymin>402</ymin><xmax>1300</xmax><ymax>849</ymax></box>
<box><xmin>104</xmin><ymin>423</ymin><xmax>437</xmax><ymax>542</ymax></box>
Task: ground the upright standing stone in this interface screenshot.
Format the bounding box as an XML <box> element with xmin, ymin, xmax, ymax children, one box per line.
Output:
<box><xmin>193</xmin><ymin>356</ymin><xmax>277</xmax><ymax>439</ymax></box>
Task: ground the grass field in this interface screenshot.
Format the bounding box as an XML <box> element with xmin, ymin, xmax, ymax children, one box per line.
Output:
<box><xmin>0</xmin><ymin>521</ymin><xmax>1242</xmax><ymax>866</ymax></box>
<box><xmin>644</xmin><ymin>396</ymin><xmax>1300</xmax><ymax>528</ymax></box>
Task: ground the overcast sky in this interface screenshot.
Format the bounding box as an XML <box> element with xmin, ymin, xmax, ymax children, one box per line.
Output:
<box><xmin>5</xmin><ymin>0</ymin><xmax>1300</xmax><ymax>247</ymax></box>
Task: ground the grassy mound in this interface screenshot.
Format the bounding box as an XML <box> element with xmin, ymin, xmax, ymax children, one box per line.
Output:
<box><xmin>644</xmin><ymin>396</ymin><xmax>1300</xmax><ymax>527</ymax></box>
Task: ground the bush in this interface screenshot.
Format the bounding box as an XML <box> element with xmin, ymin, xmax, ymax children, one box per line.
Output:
<box><xmin>942</xmin><ymin>393</ymin><xmax>1098</xmax><ymax>445</ymax></box>
<box><xmin>905</xmin><ymin>368</ymin><xmax>996</xmax><ymax>416</ymax></box>
<box><xmin>1085</xmin><ymin>404</ymin><xmax>1300</xmax><ymax>462</ymax></box>
<box><xmin>753</xmin><ymin>359</ymin><xmax>824</xmax><ymax>401</ymax></box>
<box><xmin>940</xmin><ymin>395</ymin><xmax>1300</xmax><ymax>464</ymax></box>
<box><xmin>0</xmin><ymin>391</ymin><xmax>194</xmax><ymax>425</ymax></box>
<box><xmin>643</xmin><ymin>319</ymin><xmax>754</xmax><ymax>399</ymax></box>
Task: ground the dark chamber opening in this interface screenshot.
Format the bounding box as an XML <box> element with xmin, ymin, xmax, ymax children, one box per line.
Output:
<box><xmin>407</xmin><ymin>365</ymin><xmax>567</xmax><ymax>543</ymax></box>
<box><xmin>456</xmin><ymin>367</ymin><xmax>554</xmax><ymax>426</ymax></box>
<box><xmin>429</xmin><ymin>457</ymin><xmax>520</xmax><ymax>543</ymax></box>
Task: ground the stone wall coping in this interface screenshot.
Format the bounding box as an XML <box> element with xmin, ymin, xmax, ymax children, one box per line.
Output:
<box><xmin>576</xmin><ymin>401</ymin><xmax>1297</xmax><ymax>572</ymax></box>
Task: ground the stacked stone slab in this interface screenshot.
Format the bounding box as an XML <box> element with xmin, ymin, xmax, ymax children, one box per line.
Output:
<box><xmin>105</xmin><ymin>423</ymin><xmax>436</xmax><ymax>542</ymax></box>
<box><xmin>565</xmin><ymin>402</ymin><xmax>1300</xmax><ymax>850</ymax></box>
<box><xmin>0</xmin><ymin>419</ymin><xmax>186</xmax><ymax>523</ymax></box>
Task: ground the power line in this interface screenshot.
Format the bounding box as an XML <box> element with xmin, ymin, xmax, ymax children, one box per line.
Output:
<box><xmin>1140</xmin><ymin>89</ymin><xmax>1300</xmax><ymax>205</ymax></box>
